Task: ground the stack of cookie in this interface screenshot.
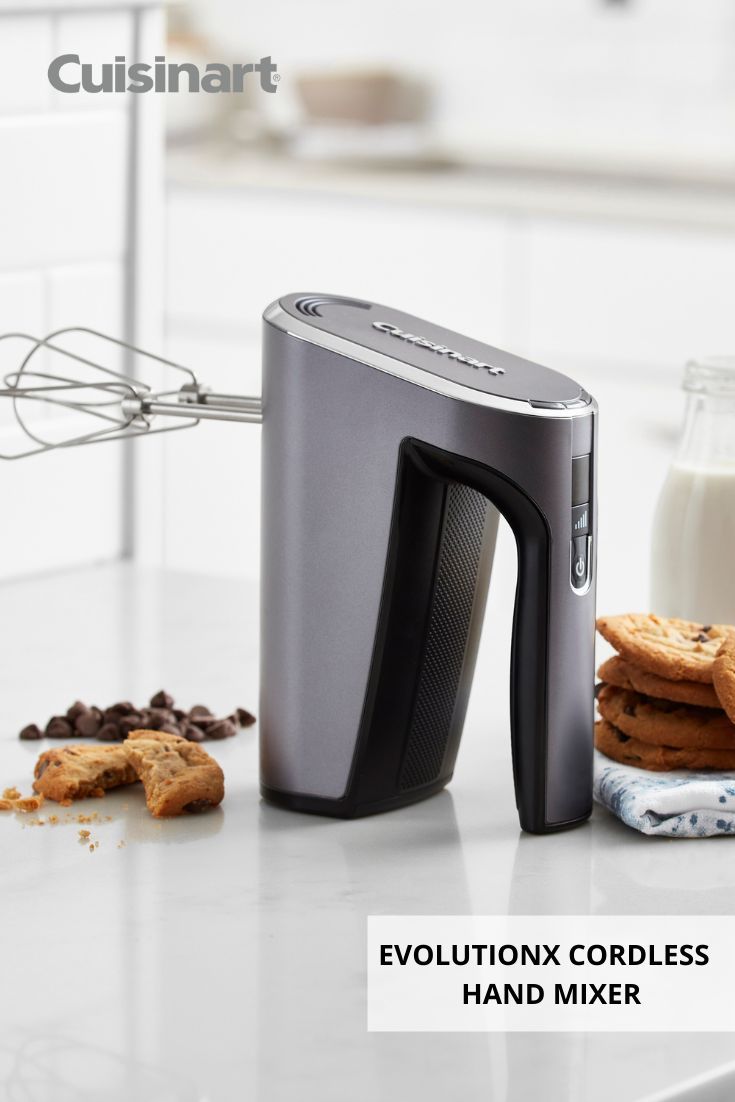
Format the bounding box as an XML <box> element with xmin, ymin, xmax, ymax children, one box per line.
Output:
<box><xmin>595</xmin><ymin>614</ymin><xmax>735</xmax><ymax>771</ymax></box>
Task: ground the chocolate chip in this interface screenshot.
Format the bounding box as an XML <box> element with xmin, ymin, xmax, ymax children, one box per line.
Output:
<box><xmin>119</xmin><ymin>714</ymin><xmax>146</xmax><ymax>736</ymax></box>
<box><xmin>76</xmin><ymin>709</ymin><xmax>102</xmax><ymax>737</ymax></box>
<box><xmin>98</xmin><ymin>723</ymin><xmax>123</xmax><ymax>741</ymax></box>
<box><xmin>104</xmin><ymin>703</ymin><xmax>135</xmax><ymax>724</ymax></box>
<box><xmin>702</xmin><ymin>625</ymin><xmax>712</xmax><ymax>633</ymax></box>
<box><xmin>623</xmin><ymin>705</ymin><xmax>636</xmax><ymax>716</ymax></box>
<box><xmin>150</xmin><ymin>690</ymin><xmax>174</xmax><ymax>710</ymax></box>
<box><xmin>157</xmin><ymin>723</ymin><xmax>182</xmax><ymax>737</ymax></box>
<box><xmin>615</xmin><ymin>730</ymin><xmax>631</xmax><ymax>743</ymax></box>
<box><xmin>144</xmin><ymin>708</ymin><xmax>176</xmax><ymax>730</ymax></box>
<box><xmin>189</xmin><ymin>704</ymin><xmax>212</xmax><ymax>719</ymax></box>
<box><xmin>182</xmin><ymin>799</ymin><xmax>213</xmax><ymax>813</ymax></box>
<box><xmin>19</xmin><ymin>723</ymin><xmax>42</xmax><ymax>740</ymax></box>
<box><xmin>45</xmin><ymin>716</ymin><xmax>73</xmax><ymax>739</ymax></box>
<box><xmin>190</xmin><ymin>714</ymin><xmax>216</xmax><ymax>730</ymax></box>
<box><xmin>183</xmin><ymin>723</ymin><xmax>206</xmax><ymax>742</ymax></box>
<box><xmin>66</xmin><ymin>700</ymin><xmax>88</xmax><ymax>723</ymax></box>
<box><xmin>22</xmin><ymin>693</ymin><xmax>253</xmax><ymax>745</ymax></box>
<box><xmin>206</xmin><ymin>719</ymin><xmax>236</xmax><ymax>740</ymax></box>
<box><xmin>696</xmin><ymin>632</ymin><xmax>710</xmax><ymax>643</ymax></box>
<box><xmin>36</xmin><ymin>759</ymin><xmax>49</xmax><ymax>778</ymax></box>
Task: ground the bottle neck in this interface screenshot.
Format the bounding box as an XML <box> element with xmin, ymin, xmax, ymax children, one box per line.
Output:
<box><xmin>676</xmin><ymin>390</ymin><xmax>735</xmax><ymax>468</ymax></box>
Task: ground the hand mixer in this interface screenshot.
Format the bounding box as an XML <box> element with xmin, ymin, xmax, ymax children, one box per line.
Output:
<box><xmin>0</xmin><ymin>294</ymin><xmax>598</xmax><ymax>834</ymax></box>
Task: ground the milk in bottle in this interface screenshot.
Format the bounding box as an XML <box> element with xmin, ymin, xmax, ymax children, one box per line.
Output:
<box><xmin>651</xmin><ymin>359</ymin><xmax>735</xmax><ymax>623</ymax></box>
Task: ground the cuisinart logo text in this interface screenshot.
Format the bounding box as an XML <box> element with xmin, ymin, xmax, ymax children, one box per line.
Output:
<box><xmin>47</xmin><ymin>54</ymin><xmax>279</xmax><ymax>94</ymax></box>
<box><xmin>372</xmin><ymin>322</ymin><xmax>505</xmax><ymax>376</ymax></box>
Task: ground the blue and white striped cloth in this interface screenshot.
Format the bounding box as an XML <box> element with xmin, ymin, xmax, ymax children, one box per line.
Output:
<box><xmin>594</xmin><ymin>750</ymin><xmax>735</xmax><ymax>837</ymax></box>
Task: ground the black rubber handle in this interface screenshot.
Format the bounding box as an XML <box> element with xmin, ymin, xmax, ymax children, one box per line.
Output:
<box><xmin>412</xmin><ymin>442</ymin><xmax>558</xmax><ymax>832</ymax></box>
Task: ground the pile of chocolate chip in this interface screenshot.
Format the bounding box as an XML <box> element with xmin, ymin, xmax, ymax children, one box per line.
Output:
<box><xmin>19</xmin><ymin>690</ymin><xmax>255</xmax><ymax>743</ymax></box>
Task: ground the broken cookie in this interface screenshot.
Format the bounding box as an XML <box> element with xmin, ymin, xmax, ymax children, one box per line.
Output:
<box><xmin>122</xmin><ymin>730</ymin><xmax>224</xmax><ymax>818</ymax></box>
<box><xmin>33</xmin><ymin>745</ymin><xmax>138</xmax><ymax>803</ymax></box>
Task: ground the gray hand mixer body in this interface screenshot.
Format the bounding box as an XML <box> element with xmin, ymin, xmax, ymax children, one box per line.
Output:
<box><xmin>260</xmin><ymin>294</ymin><xmax>597</xmax><ymax>834</ymax></box>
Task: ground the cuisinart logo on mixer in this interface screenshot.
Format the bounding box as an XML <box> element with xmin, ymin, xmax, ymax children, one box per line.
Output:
<box><xmin>372</xmin><ymin>322</ymin><xmax>505</xmax><ymax>376</ymax></box>
<box><xmin>47</xmin><ymin>55</ymin><xmax>279</xmax><ymax>94</ymax></box>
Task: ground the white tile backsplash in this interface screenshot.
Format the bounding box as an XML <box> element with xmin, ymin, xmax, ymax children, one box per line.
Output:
<box><xmin>156</xmin><ymin>417</ymin><xmax>261</xmax><ymax>582</ymax></box>
<box><xmin>0</xmin><ymin>436</ymin><xmax>123</xmax><ymax>577</ymax></box>
<box><xmin>0</xmin><ymin>3</ymin><xmax>163</xmax><ymax>579</ymax></box>
<box><xmin>0</xmin><ymin>113</ymin><xmax>127</xmax><ymax>268</ymax></box>
<box><xmin>51</xmin><ymin>9</ymin><xmax>133</xmax><ymax>112</ymax></box>
<box><xmin>0</xmin><ymin>14</ymin><xmax>53</xmax><ymax>116</ymax></box>
<box><xmin>164</xmin><ymin>330</ymin><xmax>260</xmax><ymax>398</ymax></box>
<box><xmin>0</xmin><ymin>271</ymin><xmax>45</xmax><ymax>427</ymax></box>
<box><xmin>48</xmin><ymin>261</ymin><xmax>124</xmax><ymax>331</ymax></box>
<box><xmin>0</xmin><ymin>270</ymin><xmax>45</xmax><ymax>335</ymax></box>
<box><xmin>46</xmin><ymin>261</ymin><xmax>127</xmax><ymax>396</ymax></box>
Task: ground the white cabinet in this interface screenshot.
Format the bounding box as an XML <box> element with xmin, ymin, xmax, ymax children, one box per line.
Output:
<box><xmin>165</xmin><ymin>190</ymin><xmax>512</xmax><ymax>349</ymax></box>
<box><xmin>520</xmin><ymin>218</ymin><xmax>735</xmax><ymax>371</ymax></box>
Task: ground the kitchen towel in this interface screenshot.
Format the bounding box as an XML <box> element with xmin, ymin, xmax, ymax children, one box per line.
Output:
<box><xmin>593</xmin><ymin>750</ymin><xmax>735</xmax><ymax>837</ymax></box>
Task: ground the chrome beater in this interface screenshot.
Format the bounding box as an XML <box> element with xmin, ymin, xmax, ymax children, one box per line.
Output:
<box><xmin>0</xmin><ymin>327</ymin><xmax>262</xmax><ymax>460</ymax></box>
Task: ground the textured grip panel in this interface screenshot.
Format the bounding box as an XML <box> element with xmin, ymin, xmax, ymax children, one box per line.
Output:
<box><xmin>399</xmin><ymin>483</ymin><xmax>488</xmax><ymax>790</ymax></box>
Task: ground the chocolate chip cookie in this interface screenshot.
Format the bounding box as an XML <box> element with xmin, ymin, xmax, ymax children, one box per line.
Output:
<box><xmin>595</xmin><ymin>719</ymin><xmax>735</xmax><ymax>772</ymax></box>
<box><xmin>122</xmin><ymin>730</ymin><xmax>224</xmax><ymax>817</ymax></box>
<box><xmin>597</xmin><ymin>684</ymin><xmax>735</xmax><ymax>750</ymax></box>
<box><xmin>597</xmin><ymin>655</ymin><xmax>721</xmax><ymax>710</ymax></box>
<box><xmin>596</xmin><ymin>614</ymin><xmax>729</xmax><ymax>683</ymax></box>
<box><xmin>713</xmin><ymin>635</ymin><xmax>735</xmax><ymax>725</ymax></box>
<box><xmin>33</xmin><ymin>745</ymin><xmax>138</xmax><ymax>802</ymax></box>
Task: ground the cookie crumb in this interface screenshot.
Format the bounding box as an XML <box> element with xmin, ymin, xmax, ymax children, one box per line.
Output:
<box><xmin>0</xmin><ymin>799</ymin><xmax>14</xmax><ymax>811</ymax></box>
<box><xmin>117</xmin><ymin>839</ymin><xmax>126</xmax><ymax>849</ymax></box>
<box><xmin>89</xmin><ymin>843</ymin><xmax>94</xmax><ymax>853</ymax></box>
<box><xmin>2</xmin><ymin>786</ymin><xmax>21</xmax><ymax>801</ymax></box>
<box><xmin>76</xmin><ymin>813</ymin><xmax>99</xmax><ymax>825</ymax></box>
<box><xmin>48</xmin><ymin>815</ymin><xmax>58</xmax><ymax>825</ymax></box>
<box><xmin>15</xmin><ymin>795</ymin><xmax>44</xmax><ymax>813</ymax></box>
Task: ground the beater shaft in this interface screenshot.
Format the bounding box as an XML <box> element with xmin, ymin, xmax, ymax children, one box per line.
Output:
<box><xmin>123</xmin><ymin>392</ymin><xmax>262</xmax><ymax>424</ymax></box>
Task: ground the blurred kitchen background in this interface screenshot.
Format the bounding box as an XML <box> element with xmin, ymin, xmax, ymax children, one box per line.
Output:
<box><xmin>1</xmin><ymin>0</ymin><xmax>735</xmax><ymax>616</ymax></box>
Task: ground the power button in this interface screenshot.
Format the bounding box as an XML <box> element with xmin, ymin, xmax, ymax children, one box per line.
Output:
<box><xmin>571</xmin><ymin>535</ymin><xmax>589</xmax><ymax>590</ymax></box>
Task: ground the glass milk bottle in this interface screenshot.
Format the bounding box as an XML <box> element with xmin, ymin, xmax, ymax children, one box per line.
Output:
<box><xmin>651</xmin><ymin>358</ymin><xmax>735</xmax><ymax>624</ymax></box>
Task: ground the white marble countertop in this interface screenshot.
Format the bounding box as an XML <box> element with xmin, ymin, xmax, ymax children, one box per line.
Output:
<box><xmin>1</xmin><ymin>563</ymin><xmax>734</xmax><ymax>1102</ymax></box>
